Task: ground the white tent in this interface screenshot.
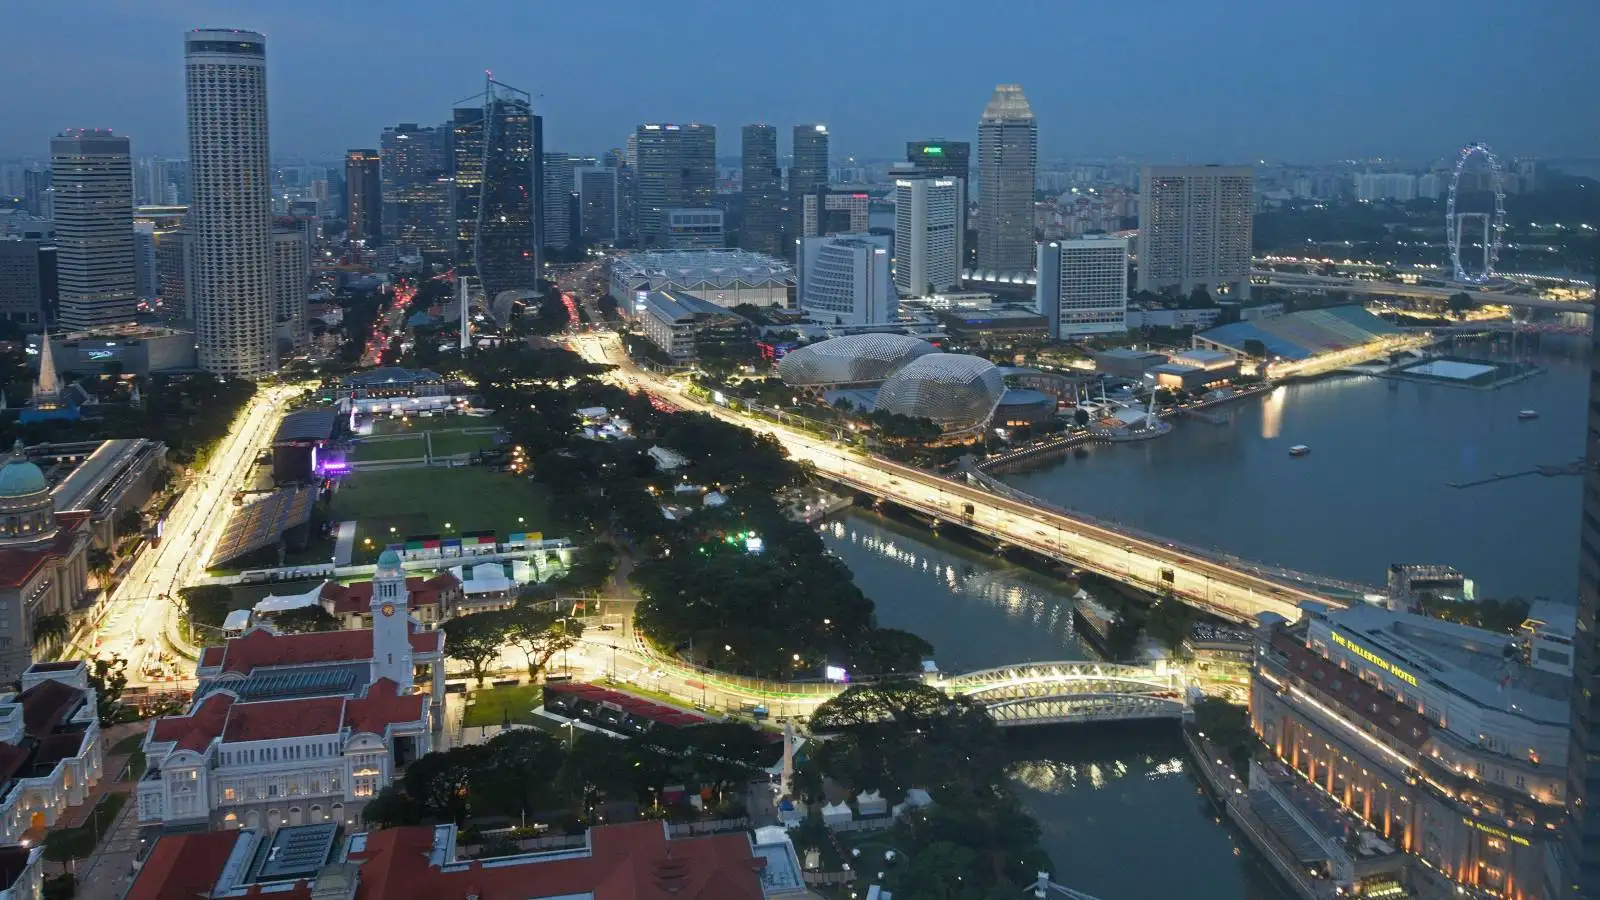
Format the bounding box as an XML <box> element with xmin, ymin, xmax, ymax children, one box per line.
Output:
<box><xmin>252</xmin><ymin>580</ymin><xmax>329</xmax><ymax>616</ymax></box>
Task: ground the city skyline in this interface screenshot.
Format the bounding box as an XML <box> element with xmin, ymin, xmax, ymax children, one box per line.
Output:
<box><xmin>0</xmin><ymin>1</ymin><xmax>1594</xmax><ymax>163</ymax></box>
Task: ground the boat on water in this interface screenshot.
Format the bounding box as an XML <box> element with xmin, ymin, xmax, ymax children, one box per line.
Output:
<box><xmin>1518</xmin><ymin>410</ymin><xmax>1540</xmax><ymax>420</ymax></box>
<box><xmin>1289</xmin><ymin>445</ymin><xmax>1311</xmax><ymax>457</ymax></box>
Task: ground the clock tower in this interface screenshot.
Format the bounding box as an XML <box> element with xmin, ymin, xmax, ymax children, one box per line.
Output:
<box><xmin>370</xmin><ymin>548</ymin><xmax>414</xmax><ymax>691</ymax></box>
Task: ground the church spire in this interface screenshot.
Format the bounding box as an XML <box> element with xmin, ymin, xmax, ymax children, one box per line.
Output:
<box><xmin>32</xmin><ymin>333</ymin><xmax>60</xmax><ymax>410</ymax></box>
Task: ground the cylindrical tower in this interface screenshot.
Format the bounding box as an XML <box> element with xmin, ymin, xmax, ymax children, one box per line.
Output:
<box><xmin>185</xmin><ymin>28</ymin><xmax>275</xmax><ymax>378</ymax></box>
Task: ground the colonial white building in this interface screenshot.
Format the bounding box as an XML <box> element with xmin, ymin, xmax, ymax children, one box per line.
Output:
<box><xmin>138</xmin><ymin>550</ymin><xmax>443</xmax><ymax>832</ymax></box>
<box><xmin>0</xmin><ymin>662</ymin><xmax>102</xmax><ymax>843</ymax></box>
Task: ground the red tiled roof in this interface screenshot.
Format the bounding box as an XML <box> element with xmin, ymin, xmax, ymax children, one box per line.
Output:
<box><xmin>150</xmin><ymin>693</ymin><xmax>235</xmax><ymax>753</ymax></box>
<box><xmin>0</xmin><ymin>513</ymin><xmax>87</xmax><ymax>589</ymax></box>
<box><xmin>1276</xmin><ymin>633</ymin><xmax>1431</xmax><ymax>749</ymax></box>
<box><xmin>344</xmin><ymin>679</ymin><xmax>425</xmax><ymax>736</ymax></box>
<box><xmin>17</xmin><ymin>679</ymin><xmax>84</xmax><ymax>738</ymax></box>
<box><xmin>199</xmin><ymin>646</ymin><xmax>225</xmax><ymax>668</ymax></box>
<box><xmin>0</xmin><ymin>744</ymin><xmax>30</xmax><ymax>786</ymax></box>
<box><xmin>321</xmin><ymin>574</ymin><xmax>459</xmax><ymax>617</ymax></box>
<box><xmin>350</xmin><ymin>821</ymin><xmax>766</xmax><ymax>900</ymax></box>
<box><xmin>207</xmin><ymin>627</ymin><xmax>442</xmax><ymax>676</ymax></box>
<box><xmin>125</xmin><ymin>831</ymin><xmax>250</xmax><ymax>900</ymax></box>
<box><xmin>223</xmin><ymin>696</ymin><xmax>346</xmax><ymax>743</ymax></box>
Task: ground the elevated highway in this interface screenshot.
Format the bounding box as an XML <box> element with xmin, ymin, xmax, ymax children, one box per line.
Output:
<box><xmin>570</xmin><ymin>333</ymin><xmax>1375</xmax><ymax>624</ymax></box>
<box><xmin>1254</xmin><ymin>269</ymin><xmax>1591</xmax><ymax>315</ymax></box>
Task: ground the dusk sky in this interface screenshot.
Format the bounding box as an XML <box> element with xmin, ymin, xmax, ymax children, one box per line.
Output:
<box><xmin>3</xmin><ymin>0</ymin><xmax>1596</xmax><ymax>163</ymax></box>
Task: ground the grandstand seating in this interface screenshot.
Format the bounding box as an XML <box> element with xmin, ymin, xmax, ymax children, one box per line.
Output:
<box><xmin>1196</xmin><ymin>305</ymin><xmax>1396</xmax><ymax>360</ymax></box>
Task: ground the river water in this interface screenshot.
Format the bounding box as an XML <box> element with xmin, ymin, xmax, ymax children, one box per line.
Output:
<box><xmin>823</xmin><ymin>510</ymin><xmax>1282</xmax><ymax>899</ymax></box>
<box><xmin>817</xmin><ymin>336</ymin><xmax>1587</xmax><ymax>898</ymax></box>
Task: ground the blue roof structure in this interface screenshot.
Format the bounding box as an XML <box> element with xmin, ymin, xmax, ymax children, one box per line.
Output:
<box><xmin>1195</xmin><ymin>321</ymin><xmax>1310</xmax><ymax>360</ymax></box>
<box><xmin>1199</xmin><ymin>305</ymin><xmax>1397</xmax><ymax>362</ymax></box>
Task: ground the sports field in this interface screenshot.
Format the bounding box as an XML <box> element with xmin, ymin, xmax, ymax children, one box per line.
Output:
<box><xmin>429</xmin><ymin>430</ymin><xmax>502</xmax><ymax>457</ymax></box>
<box><xmin>349</xmin><ymin>435</ymin><xmax>428</xmax><ymax>462</ymax></box>
<box><xmin>328</xmin><ymin>467</ymin><xmax>551</xmax><ymax>564</ymax></box>
<box><xmin>371</xmin><ymin>413</ymin><xmax>497</xmax><ymax>436</ymax></box>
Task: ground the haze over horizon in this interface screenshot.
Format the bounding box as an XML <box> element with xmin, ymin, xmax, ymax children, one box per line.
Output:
<box><xmin>0</xmin><ymin>0</ymin><xmax>1595</xmax><ymax>163</ymax></box>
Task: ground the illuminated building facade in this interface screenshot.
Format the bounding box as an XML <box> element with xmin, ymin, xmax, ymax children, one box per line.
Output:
<box><xmin>185</xmin><ymin>29</ymin><xmax>274</xmax><ymax>377</ymax></box>
<box><xmin>976</xmin><ymin>86</ymin><xmax>1037</xmax><ymax>275</ymax></box>
<box><xmin>1137</xmin><ymin>164</ymin><xmax>1254</xmax><ymax>301</ymax></box>
<box><xmin>1253</xmin><ymin>602</ymin><xmax>1570</xmax><ymax>899</ymax></box>
<box><xmin>344</xmin><ymin>149</ymin><xmax>381</xmax><ymax>244</ymax></box>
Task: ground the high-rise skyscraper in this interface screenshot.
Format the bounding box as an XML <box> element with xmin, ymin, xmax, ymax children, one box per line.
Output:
<box><xmin>50</xmin><ymin>129</ymin><xmax>137</xmax><ymax>330</ymax></box>
<box><xmin>271</xmin><ymin>229</ymin><xmax>309</xmax><ymax>350</ymax></box>
<box><xmin>186</xmin><ymin>28</ymin><xmax>274</xmax><ymax>377</ymax></box>
<box><xmin>0</xmin><ymin>241</ymin><xmax>45</xmax><ymax>326</ymax></box>
<box><xmin>345</xmin><ymin>149</ymin><xmax>381</xmax><ymax>244</ymax></box>
<box><xmin>976</xmin><ymin>85</ymin><xmax>1037</xmax><ymax>274</ymax></box>
<box><xmin>22</xmin><ymin>168</ymin><xmax>50</xmax><ymax>219</ymax></box>
<box><xmin>452</xmin><ymin>107</ymin><xmax>485</xmax><ymax>266</ymax></box>
<box><xmin>1136</xmin><ymin>164</ymin><xmax>1254</xmax><ymax>301</ymax></box>
<box><xmin>381</xmin><ymin>123</ymin><xmax>453</xmax><ymax>257</ymax></box>
<box><xmin>790</xmin><ymin>124</ymin><xmax>829</xmax><ymax>244</ymax></box>
<box><xmin>907</xmin><ymin>140</ymin><xmax>970</xmax><ymax>250</ymax></box>
<box><xmin>800</xmin><ymin>188</ymin><xmax>870</xmax><ymax>238</ymax></box>
<box><xmin>893</xmin><ymin>175</ymin><xmax>963</xmax><ymax>297</ymax></box>
<box><xmin>1035</xmin><ymin>237</ymin><xmax>1129</xmax><ymax>338</ymax></box>
<box><xmin>740</xmin><ymin>124</ymin><xmax>783</xmax><ymax>257</ymax></box>
<box><xmin>475</xmin><ymin>79</ymin><xmax>542</xmax><ymax>299</ymax></box>
<box><xmin>577</xmin><ymin>166</ymin><xmax>618</xmax><ymax>244</ymax></box>
<box><xmin>542</xmin><ymin>152</ymin><xmax>575</xmax><ymax>250</ymax></box>
<box><xmin>634</xmin><ymin>123</ymin><xmax>715</xmax><ymax>245</ymax></box>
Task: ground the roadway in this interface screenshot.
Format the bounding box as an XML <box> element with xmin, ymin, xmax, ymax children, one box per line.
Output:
<box><xmin>1254</xmin><ymin>270</ymin><xmax>1592</xmax><ymax>315</ymax></box>
<box><xmin>83</xmin><ymin>384</ymin><xmax>301</xmax><ymax>687</ymax></box>
<box><xmin>568</xmin><ymin>332</ymin><xmax>1348</xmax><ymax>625</ymax></box>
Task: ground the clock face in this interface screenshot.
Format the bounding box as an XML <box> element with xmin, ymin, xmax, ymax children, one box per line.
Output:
<box><xmin>380</xmin><ymin>603</ymin><xmax>396</xmax><ymax>618</ymax></box>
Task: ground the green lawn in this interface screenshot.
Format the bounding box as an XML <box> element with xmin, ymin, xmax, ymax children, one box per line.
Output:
<box><xmin>372</xmin><ymin>413</ymin><xmax>497</xmax><ymax>436</ymax></box>
<box><xmin>108</xmin><ymin>734</ymin><xmax>143</xmax><ymax>756</ymax></box>
<box><xmin>350</xmin><ymin>436</ymin><xmax>428</xmax><ymax>462</ymax></box>
<box><xmin>463</xmin><ymin>684</ymin><xmax>543</xmax><ymax>727</ymax></box>
<box><xmin>429</xmin><ymin>430</ymin><xmax>503</xmax><ymax>457</ymax></box>
<box><xmin>328</xmin><ymin>468</ymin><xmax>553</xmax><ymax>564</ymax></box>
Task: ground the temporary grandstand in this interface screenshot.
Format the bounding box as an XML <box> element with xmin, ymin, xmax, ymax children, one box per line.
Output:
<box><xmin>208</xmin><ymin>486</ymin><xmax>318</xmax><ymax>568</ymax></box>
<box><xmin>541</xmin><ymin>682</ymin><xmax>711</xmax><ymax>734</ymax></box>
<box><xmin>1193</xmin><ymin>305</ymin><xmax>1400</xmax><ymax>361</ymax></box>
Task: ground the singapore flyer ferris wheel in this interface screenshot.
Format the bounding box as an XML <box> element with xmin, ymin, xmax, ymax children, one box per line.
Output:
<box><xmin>1445</xmin><ymin>142</ymin><xmax>1506</xmax><ymax>284</ymax></box>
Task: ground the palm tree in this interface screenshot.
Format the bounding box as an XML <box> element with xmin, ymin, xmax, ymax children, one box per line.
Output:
<box><xmin>87</xmin><ymin>548</ymin><xmax>114</xmax><ymax>589</ymax></box>
<box><xmin>32</xmin><ymin>614</ymin><xmax>68</xmax><ymax>648</ymax></box>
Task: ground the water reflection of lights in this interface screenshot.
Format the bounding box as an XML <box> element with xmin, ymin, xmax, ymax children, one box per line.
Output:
<box><xmin>1010</xmin><ymin>756</ymin><xmax>1185</xmax><ymax>794</ymax></box>
<box><xmin>823</xmin><ymin>523</ymin><xmax>1074</xmax><ymax>637</ymax></box>
<box><xmin>1261</xmin><ymin>385</ymin><xmax>1286</xmax><ymax>440</ymax></box>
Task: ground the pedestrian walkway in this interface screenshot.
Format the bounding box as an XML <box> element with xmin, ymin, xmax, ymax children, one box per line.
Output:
<box><xmin>33</xmin><ymin>722</ymin><xmax>149</xmax><ymax>900</ymax></box>
<box><xmin>333</xmin><ymin>520</ymin><xmax>357</xmax><ymax>566</ymax></box>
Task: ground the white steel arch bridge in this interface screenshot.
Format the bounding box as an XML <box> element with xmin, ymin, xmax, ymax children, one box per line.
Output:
<box><xmin>933</xmin><ymin>661</ymin><xmax>1192</xmax><ymax>727</ymax></box>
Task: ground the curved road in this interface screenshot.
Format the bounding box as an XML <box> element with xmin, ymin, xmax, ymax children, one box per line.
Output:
<box><xmin>571</xmin><ymin>332</ymin><xmax>1349</xmax><ymax>624</ymax></box>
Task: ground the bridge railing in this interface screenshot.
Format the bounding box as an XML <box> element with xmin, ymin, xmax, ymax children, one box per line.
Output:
<box><xmin>956</xmin><ymin>461</ymin><xmax>1380</xmax><ymax>598</ymax></box>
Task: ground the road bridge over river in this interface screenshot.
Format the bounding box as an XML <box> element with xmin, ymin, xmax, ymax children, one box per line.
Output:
<box><xmin>571</xmin><ymin>333</ymin><xmax>1378</xmax><ymax>626</ymax></box>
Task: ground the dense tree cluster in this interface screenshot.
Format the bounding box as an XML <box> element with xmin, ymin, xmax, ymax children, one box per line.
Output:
<box><xmin>796</xmin><ymin>681</ymin><xmax>1051</xmax><ymax>899</ymax></box>
<box><xmin>465</xmin><ymin>345</ymin><xmax>930</xmax><ymax>678</ymax></box>
<box><xmin>364</xmin><ymin>721</ymin><xmax>779</xmax><ymax>829</ymax></box>
<box><xmin>441</xmin><ymin>606</ymin><xmax>583</xmax><ymax>686</ymax></box>
<box><xmin>0</xmin><ymin>367</ymin><xmax>254</xmax><ymax>468</ymax></box>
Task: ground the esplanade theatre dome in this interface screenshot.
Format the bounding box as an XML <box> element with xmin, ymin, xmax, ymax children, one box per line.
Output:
<box><xmin>873</xmin><ymin>353</ymin><xmax>1007</xmax><ymax>434</ymax></box>
<box><xmin>776</xmin><ymin>334</ymin><xmax>937</xmax><ymax>387</ymax></box>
